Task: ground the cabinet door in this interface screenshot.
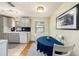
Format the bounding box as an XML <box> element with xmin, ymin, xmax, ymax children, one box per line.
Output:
<box><xmin>4</xmin><ymin>33</ymin><xmax>9</xmax><ymax>40</ymax></box>
<box><xmin>0</xmin><ymin>33</ymin><xmax>4</xmax><ymax>39</ymax></box>
<box><xmin>8</xmin><ymin>33</ymin><xmax>19</xmax><ymax>43</ymax></box>
<box><xmin>7</xmin><ymin>18</ymin><xmax>12</xmax><ymax>28</ymax></box>
<box><xmin>20</xmin><ymin>17</ymin><xmax>31</xmax><ymax>27</ymax></box>
<box><xmin>27</xmin><ymin>32</ymin><xmax>31</xmax><ymax>42</ymax></box>
<box><xmin>20</xmin><ymin>33</ymin><xmax>27</xmax><ymax>43</ymax></box>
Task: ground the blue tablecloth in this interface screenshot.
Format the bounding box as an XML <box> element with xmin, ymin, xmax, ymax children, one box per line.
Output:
<box><xmin>37</xmin><ymin>36</ymin><xmax>64</xmax><ymax>56</ymax></box>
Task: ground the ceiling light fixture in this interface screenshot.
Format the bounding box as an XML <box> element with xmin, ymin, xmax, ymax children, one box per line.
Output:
<box><xmin>36</xmin><ymin>5</ymin><xmax>46</xmax><ymax>13</ymax></box>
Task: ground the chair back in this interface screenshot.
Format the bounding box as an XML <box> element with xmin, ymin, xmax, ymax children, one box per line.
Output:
<box><xmin>53</xmin><ymin>44</ymin><xmax>75</xmax><ymax>56</ymax></box>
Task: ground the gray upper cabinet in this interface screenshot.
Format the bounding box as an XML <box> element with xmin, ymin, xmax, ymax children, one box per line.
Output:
<box><xmin>6</xmin><ymin>17</ymin><xmax>12</xmax><ymax>28</ymax></box>
<box><xmin>20</xmin><ymin>17</ymin><xmax>31</xmax><ymax>27</ymax></box>
<box><xmin>2</xmin><ymin>16</ymin><xmax>13</xmax><ymax>33</ymax></box>
<box><xmin>0</xmin><ymin>15</ymin><xmax>15</xmax><ymax>33</ymax></box>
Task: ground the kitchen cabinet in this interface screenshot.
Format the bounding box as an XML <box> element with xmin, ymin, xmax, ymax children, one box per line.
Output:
<box><xmin>19</xmin><ymin>32</ymin><xmax>28</xmax><ymax>43</ymax></box>
<box><xmin>8</xmin><ymin>33</ymin><xmax>19</xmax><ymax>43</ymax></box>
<box><xmin>3</xmin><ymin>32</ymin><xmax>30</xmax><ymax>43</ymax></box>
<box><xmin>6</xmin><ymin>17</ymin><xmax>13</xmax><ymax>28</ymax></box>
<box><xmin>0</xmin><ymin>15</ymin><xmax>14</xmax><ymax>33</ymax></box>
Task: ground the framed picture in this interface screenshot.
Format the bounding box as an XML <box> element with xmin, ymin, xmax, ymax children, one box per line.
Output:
<box><xmin>56</xmin><ymin>4</ymin><xmax>79</xmax><ymax>30</ymax></box>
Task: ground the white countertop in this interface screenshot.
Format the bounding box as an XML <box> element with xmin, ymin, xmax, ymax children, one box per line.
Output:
<box><xmin>4</xmin><ymin>31</ymin><xmax>30</xmax><ymax>33</ymax></box>
<box><xmin>0</xmin><ymin>40</ymin><xmax>8</xmax><ymax>44</ymax></box>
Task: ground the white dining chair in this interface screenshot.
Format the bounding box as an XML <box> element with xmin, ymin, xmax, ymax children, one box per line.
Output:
<box><xmin>53</xmin><ymin>44</ymin><xmax>75</xmax><ymax>56</ymax></box>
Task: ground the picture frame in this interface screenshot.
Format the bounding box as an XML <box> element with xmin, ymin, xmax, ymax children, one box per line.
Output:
<box><xmin>56</xmin><ymin>4</ymin><xmax>79</xmax><ymax>30</ymax></box>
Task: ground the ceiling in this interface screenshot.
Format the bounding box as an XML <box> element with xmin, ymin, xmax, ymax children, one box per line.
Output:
<box><xmin>12</xmin><ymin>2</ymin><xmax>63</xmax><ymax>17</ymax></box>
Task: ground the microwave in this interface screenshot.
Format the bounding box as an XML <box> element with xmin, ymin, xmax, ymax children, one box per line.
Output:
<box><xmin>21</xmin><ymin>27</ymin><xmax>31</xmax><ymax>32</ymax></box>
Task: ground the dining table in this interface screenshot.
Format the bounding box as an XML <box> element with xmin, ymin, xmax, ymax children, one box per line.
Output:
<box><xmin>37</xmin><ymin>36</ymin><xmax>64</xmax><ymax>56</ymax></box>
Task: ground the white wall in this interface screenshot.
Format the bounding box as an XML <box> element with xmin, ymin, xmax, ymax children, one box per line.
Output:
<box><xmin>50</xmin><ymin>2</ymin><xmax>79</xmax><ymax>55</ymax></box>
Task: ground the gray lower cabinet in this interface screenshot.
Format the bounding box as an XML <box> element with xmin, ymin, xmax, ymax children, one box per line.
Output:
<box><xmin>0</xmin><ymin>33</ymin><xmax>4</xmax><ymax>39</ymax></box>
<box><xmin>4</xmin><ymin>33</ymin><xmax>9</xmax><ymax>40</ymax></box>
<box><xmin>27</xmin><ymin>32</ymin><xmax>31</xmax><ymax>42</ymax></box>
<box><xmin>4</xmin><ymin>33</ymin><xmax>20</xmax><ymax>43</ymax></box>
<box><xmin>0</xmin><ymin>32</ymin><xmax>29</xmax><ymax>43</ymax></box>
<box><xmin>8</xmin><ymin>33</ymin><xmax>20</xmax><ymax>43</ymax></box>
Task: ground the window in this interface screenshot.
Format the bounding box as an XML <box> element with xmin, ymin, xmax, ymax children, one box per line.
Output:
<box><xmin>35</xmin><ymin>21</ymin><xmax>45</xmax><ymax>33</ymax></box>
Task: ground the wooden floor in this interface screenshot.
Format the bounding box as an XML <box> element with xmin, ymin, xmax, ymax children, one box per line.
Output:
<box><xmin>20</xmin><ymin>41</ymin><xmax>35</xmax><ymax>56</ymax></box>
